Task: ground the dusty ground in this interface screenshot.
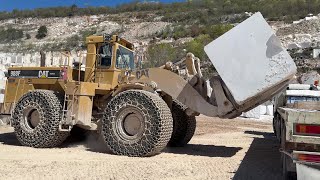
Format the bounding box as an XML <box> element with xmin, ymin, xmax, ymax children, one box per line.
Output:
<box><xmin>0</xmin><ymin>116</ymin><xmax>282</xmax><ymax>180</ymax></box>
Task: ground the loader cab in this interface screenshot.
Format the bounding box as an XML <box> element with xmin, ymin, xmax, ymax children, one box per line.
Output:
<box><xmin>97</xmin><ymin>43</ymin><xmax>135</xmax><ymax>70</ymax></box>
<box><xmin>85</xmin><ymin>34</ymin><xmax>135</xmax><ymax>87</ymax></box>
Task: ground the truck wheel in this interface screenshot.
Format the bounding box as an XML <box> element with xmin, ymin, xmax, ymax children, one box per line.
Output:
<box><xmin>274</xmin><ymin>113</ymin><xmax>282</xmax><ymax>142</ymax></box>
<box><xmin>281</xmin><ymin>122</ymin><xmax>296</xmax><ymax>180</ymax></box>
<box><xmin>282</xmin><ymin>154</ymin><xmax>296</xmax><ymax>180</ymax></box>
<box><xmin>273</xmin><ymin>115</ymin><xmax>277</xmax><ymax>136</ymax></box>
<box><xmin>168</xmin><ymin>100</ymin><xmax>196</xmax><ymax>147</ymax></box>
<box><xmin>102</xmin><ymin>90</ymin><xmax>173</xmax><ymax>157</ymax></box>
<box><xmin>11</xmin><ymin>90</ymin><xmax>69</xmax><ymax>148</ymax></box>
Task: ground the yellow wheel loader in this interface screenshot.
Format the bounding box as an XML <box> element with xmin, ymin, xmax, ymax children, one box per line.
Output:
<box><xmin>0</xmin><ymin>13</ymin><xmax>297</xmax><ymax>157</ymax></box>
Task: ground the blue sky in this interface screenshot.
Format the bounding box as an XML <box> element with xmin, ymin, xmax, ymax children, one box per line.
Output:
<box><xmin>0</xmin><ymin>0</ymin><xmax>185</xmax><ymax>12</ymax></box>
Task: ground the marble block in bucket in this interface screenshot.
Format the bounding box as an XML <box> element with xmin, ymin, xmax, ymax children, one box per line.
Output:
<box><xmin>204</xmin><ymin>12</ymin><xmax>296</xmax><ymax>105</ymax></box>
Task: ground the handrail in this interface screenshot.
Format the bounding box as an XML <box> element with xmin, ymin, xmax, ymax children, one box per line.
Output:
<box><xmin>52</xmin><ymin>51</ymin><xmax>100</xmax><ymax>83</ymax></box>
<box><xmin>12</xmin><ymin>79</ymin><xmax>21</xmax><ymax>114</ymax></box>
<box><xmin>75</xmin><ymin>51</ymin><xmax>98</xmax><ymax>82</ymax></box>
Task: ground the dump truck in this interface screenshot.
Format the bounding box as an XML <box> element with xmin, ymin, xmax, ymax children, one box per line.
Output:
<box><xmin>274</xmin><ymin>84</ymin><xmax>320</xmax><ymax>180</ymax></box>
<box><xmin>0</xmin><ymin>12</ymin><xmax>297</xmax><ymax>157</ymax></box>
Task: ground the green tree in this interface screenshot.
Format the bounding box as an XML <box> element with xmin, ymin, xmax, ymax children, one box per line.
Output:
<box><xmin>36</xmin><ymin>26</ymin><xmax>48</xmax><ymax>39</ymax></box>
<box><xmin>145</xmin><ymin>43</ymin><xmax>178</xmax><ymax>68</ymax></box>
<box><xmin>69</xmin><ymin>4</ymin><xmax>78</xmax><ymax>16</ymax></box>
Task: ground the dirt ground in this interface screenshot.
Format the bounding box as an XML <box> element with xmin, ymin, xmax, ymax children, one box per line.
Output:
<box><xmin>0</xmin><ymin>116</ymin><xmax>282</xmax><ymax>180</ymax></box>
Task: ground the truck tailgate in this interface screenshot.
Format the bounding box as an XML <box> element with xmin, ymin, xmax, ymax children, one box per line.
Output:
<box><xmin>279</xmin><ymin>108</ymin><xmax>320</xmax><ymax>145</ymax></box>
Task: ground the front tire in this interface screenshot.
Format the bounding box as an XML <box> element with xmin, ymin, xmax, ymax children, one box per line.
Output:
<box><xmin>11</xmin><ymin>90</ymin><xmax>69</xmax><ymax>148</ymax></box>
<box><xmin>168</xmin><ymin>100</ymin><xmax>196</xmax><ymax>147</ymax></box>
<box><xmin>102</xmin><ymin>90</ymin><xmax>173</xmax><ymax>157</ymax></box>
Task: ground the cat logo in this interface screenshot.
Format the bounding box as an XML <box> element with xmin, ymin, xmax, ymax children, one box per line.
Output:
<box><xmin>136</xmin><ymin>69</ymin><xmax>149</xmax><ymax>79</ymax></box>
<box><xmin>38</xmin><ymin>70</ymin><xmax>49</xmax><ymax>78</ymax></box>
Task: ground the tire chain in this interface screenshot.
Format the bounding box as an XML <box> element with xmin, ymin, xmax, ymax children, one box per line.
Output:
<box><xmin>11</xmin><ymin>90</ymin><xmax>69</xmax><ymax>148</ymax></box>
<box><xmin>168</xmin><ymin>100</ymin><xmax>196</xmax><ymax>147</ymax></box>
<box><xmin>102</xmin><ymin>90</ymin><xmax>173</xmax><ymax>157</ymax></box>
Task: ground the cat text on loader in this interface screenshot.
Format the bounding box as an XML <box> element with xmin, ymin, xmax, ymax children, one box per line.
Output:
<box><xmin>0</xmin><ymin>12</ymin><xmax>297</xmax><ymax>157</ymax></box>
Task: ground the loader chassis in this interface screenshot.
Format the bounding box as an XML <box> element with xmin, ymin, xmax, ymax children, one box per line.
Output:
<box><xmin>1</xmin><ymin>35</ymin><xmax>203</xmax><ymax>157</ymax></box>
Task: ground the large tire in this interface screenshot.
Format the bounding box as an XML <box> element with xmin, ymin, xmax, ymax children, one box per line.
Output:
<box><xmin>274</xmin><ymin>113</ymin><xmax>282</xmax><ymax>142</ymax></box>
<box><xmin>168</xmin><ymin>100</ymin><xmax>196</xmax><ymax>147</ymax></box>
<box><xmin>273</xmin><ymin>115</ymin><xmax>277</xmax><ymax>136</ymax></box>
<box><xmin>11</xmin><ymin>90</ymin><xmax>69</xmax><ymax>148</ymax></box>
<box><xmin>101</xmin><ymin>90</ymin><xmax>173</xmax><ymax>157</ymax></box>
<box><xmin>281</xmin><ymin>122</ymin><xmax>296</xmax><ymax>180</ymax></box>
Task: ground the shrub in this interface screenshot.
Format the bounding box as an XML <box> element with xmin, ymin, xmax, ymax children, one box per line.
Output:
<box><xmin>36</xmin><ymin>26</ymin><xmax>48</xmax><ymax>39</ymax></box>
<box><xmin>206</xmin><ymin>24</ymin><xmax>233</xmax><ymax>40</ymax></box>
<box><xmin>26</xmin><ymin>33</ymin><xmax>31</xmax><ymax>39</ymax></box>
<box><xmin>0</xmin><ymin>27</ymin><xmax>23</xmax><ymax>42</ymax></box>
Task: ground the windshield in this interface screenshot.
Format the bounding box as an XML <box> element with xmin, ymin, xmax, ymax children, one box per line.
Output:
<box><xmin>116</xmin><ymin>45</ymin><xmax>135</xmax><ymax>70</ymax></box>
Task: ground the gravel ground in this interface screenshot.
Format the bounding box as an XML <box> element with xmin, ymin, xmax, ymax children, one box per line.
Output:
<box><xmin>0</xmin><ymin>116</ymin><xmax>282</xmax><ymax>180</ymax></box>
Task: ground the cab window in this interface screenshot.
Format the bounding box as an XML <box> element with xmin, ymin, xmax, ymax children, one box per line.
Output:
<box><xmin>116</xmin><ymin>45</ymin><xmax>135</xmax><ymax>70</ymax></box>
<box><xmin>98</xmin><ymin>44</ymin><xmax>112</xmax><ymax>67</ymax></box>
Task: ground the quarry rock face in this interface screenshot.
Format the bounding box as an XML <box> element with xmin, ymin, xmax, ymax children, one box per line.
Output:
<box><xmin>0</xmin><ymin>14</ymin><xmax>170</xmax><ymax>70</ymax></box>
<box><xmin>0</xmin><ymin>51</ymin><xmax>87</xmax><ymax>68</ymax></box>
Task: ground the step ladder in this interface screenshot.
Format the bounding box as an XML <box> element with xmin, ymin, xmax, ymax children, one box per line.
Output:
<box><xmin>59</xmin><ymin>82</ymin><xmax>80</xmax><ymax>132</ymax></box>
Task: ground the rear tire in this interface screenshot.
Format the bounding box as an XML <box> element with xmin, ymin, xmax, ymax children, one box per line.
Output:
<box><xmin>168</xmin><ymin>100</ymin><xmax>196</xmax><ymax>147</ymax></box>
<box><xmin>11</xmin><ymin>90</ymin><xmax>69</xmax><ymax>148</ymax></box>
<box><xmin>281</xmin><ymin>122</ymin><xmax>296</xmax><ymax>180</ymax></box>
<box><xmin>274</xmin><ymin>113</ymin><xmax>282</xmax><ymax>142</ymax></box>
<box><xmin>101</xmin><ymin>90</ymin><xmax>173</xmax><ymax>157</ymax></box>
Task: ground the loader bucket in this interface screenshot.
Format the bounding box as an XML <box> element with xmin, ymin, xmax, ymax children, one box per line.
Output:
<box><xmin>204</xmin><ymin>12</ymin><xmax>296</xmax><ymax>117</ymax></box>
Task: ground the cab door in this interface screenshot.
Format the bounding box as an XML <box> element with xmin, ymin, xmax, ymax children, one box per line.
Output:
<box><xmin>95</xmin><ymin>43</ymin><xmax>121</xmax><ymax>88</ymax></box>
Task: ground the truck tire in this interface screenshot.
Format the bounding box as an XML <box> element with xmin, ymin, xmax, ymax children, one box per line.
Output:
<box><xmin>273</xmin><ymin>115</ymin><xmax>277</xmax><ymax>136</ymax></box>
<box><xmin>281</xmin><ymin>122</ymin><xmax>296</xmax><ymax>180</ymax></box>
<box><xmin>11</xmin><ymin>90</ymin><xmax>69</xmax><ymax>148</ymax></box>
<box><xmin>101</xmin><ymin>90</ymin><xmax>173</xmax><ymax>157</ymax></box>
<box><xmin>274</xmin><ymin>113</ymin><xmax>282</xmax><ymax>142</ymax></box>
<box><xmin>168</xmin><ymin>100</ymin><xmax>196</xmax><ymax>147</ymax></box>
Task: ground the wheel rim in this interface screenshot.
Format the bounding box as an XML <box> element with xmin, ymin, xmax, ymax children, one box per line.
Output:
<box><xmin>23</xmin><ymin>107</ymin><xmax>40</xmax><ymax>130</ymax></box>
<box><xmin>115</xmin><ymin>106</ymin><xmax>145</xmax><ymax>141</ymax></box>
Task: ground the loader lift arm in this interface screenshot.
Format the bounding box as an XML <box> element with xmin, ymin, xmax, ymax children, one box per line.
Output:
<box><xmin>128</xmin><ymin>67</ymin><xmax>292</xmax><ymax>119</ymax></box>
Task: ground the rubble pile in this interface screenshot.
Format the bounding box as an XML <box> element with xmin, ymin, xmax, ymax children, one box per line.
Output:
<box><xmin>277</xmin><ymin>18</ymin><xmax>320</xmax><ymax>36</ymax></box>
<box><xmin>276</xmin><ymin>17</ymin><xmax>320</xmax><ymax>49</ymax></box>
<box><xmin>271</xmin><ymin>15</ymin><xmax>320</xmax><ymax>85</ymax></box>
<box><xmin>300</xmin><ymin>71</ymin><xmax>320</xmax><ymax>84</ymax></box>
